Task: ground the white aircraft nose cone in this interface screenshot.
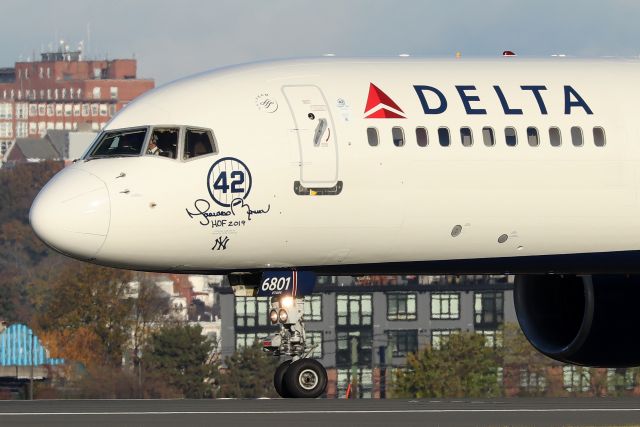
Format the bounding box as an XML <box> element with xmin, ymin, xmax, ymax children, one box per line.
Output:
<box><xmin>30</xmin><ymin>168</ymin><xmax>110</xmax><ymax>259</ymax></box>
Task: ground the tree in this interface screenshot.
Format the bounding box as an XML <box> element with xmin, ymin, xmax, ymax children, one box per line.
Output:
<box><xmin>36</xmin><ymin>262</ymin><xmax>133</xmax><ymax>365</ymax></box>
<box><xmin>131</xmin><ymin>274</ymin><xmax>171</xmax><ymax>370</ymax></box>
<box><xmin>391</xmin><ymin>332</ymin><xmax>501</xmax><ymax>398</ymax></box>
<box><xmin>143</xmin><ymin>323</ymin><xmax>214</xmax><ymax>398</ymax></box>
<box><xmin>214</xmin><ymin>343</ymin><xmax>280</xmax><ymax>398</ymax></box>
<box><xmin>0</xmin><ymin>161</ymin><xmax>65</xmax><ymax>323</ymax></box>
<box><xmin>501</xmin><ymin>323</ymin><xmax>558</xmax><ymax>396</ymax></box>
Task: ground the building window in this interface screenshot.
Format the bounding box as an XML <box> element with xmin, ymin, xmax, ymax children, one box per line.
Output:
<box><xmin>476</xmin><ymin>329</ymin><xmax>503</xmax><ymax>348</ymax></box>
<box><xmin>110</xmin><ymin>86</ymin><xmax>118</xmax><ymax>99</ymax></box>
<box><xmin>367</xmin><ymin>127</ymin><xmax>379</xmax><ymax>146</ymax></box>
<box><xmin>460</xmin><ymin>127</ymin><xmax>473</xmax><ymax>146</ymax></box>
<box><xmin>306</xmin><ymin>331</ymin><xmax>323</xmax><ymax>358</ymax></box>
<box><xmin>0</xmin><ymin>103</ymin><xmax>12</xmax><ymax>119</ymax></box>
<box><xmin>0</xmin><ymin>122</ymin><xmax>12</xmax><ymax>138</ymax></box>
<box><xmin>549</xmin><ymin>127</ymin><xmax>562</xmax><ymax>147</ymax></box>
<box><xmin>99</xmin><ymin>104</ymin><xmax>108</xmax><ymax>116</ymax></box>
<box><xmin>438</xmin><ymin>127</ymin><xmax>450</xmax><ymax>146</ymax></box>
<box><xmin>235</xmin><ymin>332</ymin><xmax>269</xmax><ymax>350</ymax></box>
<box><xmin>16</xmin><ymin>122</ymin><xmax>28</xmax><ymax>138</ymax></box>
<box><xmin>527</xmin><ymin>127</ymin><xmax>539</xmax><ymax>146</ymax></box>
<box><xmin>47</xmin><ymin>67</ymin><xmax>51</xmax><ymax>78</ymax></box>
<box><xmin>430</xmin><ymin>292</ymin><xmax>460</xmax><ymax>320</ymax></box>
<box><xmin>29</xmin><ymin>104</ymin><xmax>37</xmax><ymax>117</ymax></box>
<box><xmin>505</xmin><ymin>127</ymin><xmax>517</xmax><ymax>146</ymax></box>
<box><xmin>81</xmin><ymin>104</ymin><xmax>89</xmax><ymax>116</ymax></box>
<box><xmin>16</xmin><ymin>103</ymin><xmax>28</xmax><ymax>119</ymax></box>
<box><xmin>55</xmin><ymin>104</ymin><xmax>63</xmax><ymax>116</ymax></box>
<box><xmin>474</xmin><ymin>291</ymin><xmax>504</xmax><ymax>329</ymax></box>
<box><xmin>386</xmin><ymin>330</ymin><xmax>418</xmax><ymax>357</ymax></box>
<box><xmin>337</xmin><ymin>294</ymin><xmax>372</xmax><ymax>326</ymax></box>
<box><xmin>47</xmin><ymin>89</ymin><xmax>51</xmax><ymax>100</ymax></box>
<box><xmin>92</xmin><ymin>87</ymin><xmax>101</xmax><ymax>99</ymax></box>
<box><xmin>392</xmin><ymin>126</ymin><xmax>405</xmax><ymax>147</ymax></box>
<box><xmin>416</xmin><ymin>127</ymin><xmax>428</xmax><ymax>147</ymax></box>
<box><xmin>73</xmin><ymin>104</ymin><xmax>80</xmax><ymax>116</ymax></box>
<box><xmin>303</xmin><ymin>294</ymin><xmax>322</xmax><ymax>321</ymax></box>
<box><xmin>336</xmin><ymin>368</ymin><xmax>373</xmax><ymax>398</ymax></box>
<box><xmin>37</xmin><ymin>104</ymin><xmax>45</xmax><ymax>116</ymax></box>
<box><xmin>336</xmin><ymin>330</ymin><xmax>372</xmax><ymax>366</ymax></box>
<box><xmin>607</xmin><ymin>368</ymin><xmax>637</xmax><ymax>392</ymax></box>
<box><xmin>387</xmin><ymin>292</ymin><xmax>417</xmax><ymax>320</ymax></box>
<box><xmin>563</xmin><ymin>366</ymin><xmax>591</xmax><ymax>393</ymax></box>
<box><xmin>571</xmin><ymin>126</ymin><xmax>583</xmax><ymax>146</ymax></box>
<box><xmin>234</xmin><ymin>296</ymin><xmax>270</xmax><ymax>327</ymax></box>
<box><xmin>91</xmin><ymin>104</ymin><xmax>99</xmax><ymax>116</ymax></box>
<box><xmin>593</xmin><ymin>127</ymin><xmax>606</xmax><ymax>147</ymax></box>
<box><xmin>520</xmin><ymin>368</ymin><xmax>547</xmax><ymax>394</ymax></box>
<box><xmin>431</xmin><ymin>329</ymin><xmax>458</xmax><ymax>350</ymax></box>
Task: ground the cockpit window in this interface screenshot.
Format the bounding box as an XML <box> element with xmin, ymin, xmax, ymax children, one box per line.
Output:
<box><xmin>183</xmin><ymin>128</ymin><xmax>216</xmax><ymax>160</ymax></box>
<box><xmin>146</xmin><ymin>127</ymin><xmax>179</xmax><ymax>159</ymax></box>
<box><xmin>87</xmin><ymin>127</ymin><xmax>147</xmax><ymax>158</ymax></box>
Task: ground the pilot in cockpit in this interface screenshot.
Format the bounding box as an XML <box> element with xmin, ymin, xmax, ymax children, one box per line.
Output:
<box><xmin>146</xmin><ymin>129</ymin><xmax>178</xmax><ymax>159</ymax></box>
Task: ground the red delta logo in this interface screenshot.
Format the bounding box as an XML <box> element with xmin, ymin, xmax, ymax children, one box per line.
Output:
<box><xmin>364</xmin><ymin>83</ymin><xmax>406</xmax><ymax>119</ymax></box>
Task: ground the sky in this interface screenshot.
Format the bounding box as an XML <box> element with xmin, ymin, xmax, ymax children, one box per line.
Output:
<box><xmin>1</xmin><ymin>0</ymin><xmax>640</xmax><ymax>85</ymax></box>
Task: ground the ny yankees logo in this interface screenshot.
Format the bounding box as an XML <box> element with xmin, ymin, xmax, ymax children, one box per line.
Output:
<box><xmin>212</xmin><ymin>236</ymin><xmax>230</xmax><ymax>251</ymax></box>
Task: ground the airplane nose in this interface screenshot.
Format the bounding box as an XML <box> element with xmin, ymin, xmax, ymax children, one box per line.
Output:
<box><xmin>29</xmin><ymin>168</ymin><xmax>110</xmax><ymax>259</ymax></box>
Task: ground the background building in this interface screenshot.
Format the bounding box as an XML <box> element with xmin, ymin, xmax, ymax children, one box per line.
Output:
<box><xmin>219</xmin><ymin>275</ymin><xmax>516</xmax><ymax>398</ymax></box>
<box><xmin>0</xmin><ymin>43</ymin><xmax>154</xmax><ymax>158</ymax></box>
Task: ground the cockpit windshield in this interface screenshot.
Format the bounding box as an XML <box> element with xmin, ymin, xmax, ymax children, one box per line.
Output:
<box><xmin>84</xmin><ymin>125</ymin><xmax>217</xmax><ymax>161</ymax></box>
<box><xmin>86</xmin><ymin>127</ymin><xmax>148</xmax><ymax>159</ymax></box>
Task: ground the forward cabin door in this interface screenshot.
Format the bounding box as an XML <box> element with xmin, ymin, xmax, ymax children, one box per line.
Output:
<box><xmin>282</xmin><ymin>85</ymin><xmax>338</xmax><ymax>188</ymax></box>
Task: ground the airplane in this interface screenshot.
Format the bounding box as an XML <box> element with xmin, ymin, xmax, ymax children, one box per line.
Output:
<box><xmin>29</xmin><ymin>56</ymin><xmax>640</xmax><ymax>398</ymax></box>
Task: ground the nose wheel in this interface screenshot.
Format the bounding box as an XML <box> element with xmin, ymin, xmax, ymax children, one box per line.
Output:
<box><xmin>274</xmin><ymin>358</ymin><xmax>327</xmax><ymax>398</ymax></box>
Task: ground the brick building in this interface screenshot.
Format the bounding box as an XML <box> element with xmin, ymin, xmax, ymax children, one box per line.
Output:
<box><xmin>0</xmin><ymin>47</ymin><xmax>154</xmax><ymax>158</ymax></box>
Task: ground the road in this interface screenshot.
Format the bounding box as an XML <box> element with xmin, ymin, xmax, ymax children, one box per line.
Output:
<box><xmin>1</xmin><ymin>398</ymin><xmax>639</xmax><ymax>426</ymax></box>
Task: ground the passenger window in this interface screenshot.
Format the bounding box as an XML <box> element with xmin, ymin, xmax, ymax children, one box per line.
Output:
<box><xmin>482</xmin><ymin>127</ymin><xmax>495</xmax><ymax>147</ymax></box>
<box><xmin>549</xmin><ymin>127</ymin><xmax>562</xmax><ymax>147</ymax></box>
<box><xmin>416</xmin><ymin>127</ymin><xmax>428</xmax><ymax>147</ymax></box>
<box><xmin>593</xmin><ymin>127</ymin><xmax>606</xmax><ymax>147</ymax></box>
<box><xmin>392</xmin><ymin>127</ymin><xmax>405</xmax><ymax>147</ymax></box>
<box><xmin>184</xmin><ymin>128</ymin><xmax>216</xmax><ymax>159</ymax></box>
<box><xmin>367</xmin><ymin>127</ymin><xmax>379</xmax><ymax>147</ymax></box>
<box><xmin>527</xmin><ymin>127</ymin><xmax>539</xmax><ymax>147</ymax></box>
<box><xmin>460</xmin><ymin>127</ymin><xmax>473</xmax><ymax>147</ymax></box>
<box><xmin>147</xmin><ymin>127</ymin><xmax>179</xmax><ymax>159</ymax></box>
<box><xmin>505</xmin><ymin>127</ymin><xmax>517</xmax><ymax>147</ymax></box>
<box><xmin>571</xmin><ymin>126</ymin><xmax>583</xmax><ymax>147</ymax></box>
<box><xmin>438</xmin><ymin>127</ymin><xmax>450</xmax><ymax>147</ymax></box>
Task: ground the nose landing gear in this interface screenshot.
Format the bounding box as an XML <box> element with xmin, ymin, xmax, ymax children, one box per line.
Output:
<box><xmin>263</xmin><ymin>293</ymin><xmax>328</xmax><ymax>398</ymax></box>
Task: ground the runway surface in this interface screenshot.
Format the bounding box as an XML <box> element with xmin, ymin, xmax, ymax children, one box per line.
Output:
<box><xmin>1</xmin><ymin>397</ymin><xmax>640</xmax><ymax>427</ymax></box>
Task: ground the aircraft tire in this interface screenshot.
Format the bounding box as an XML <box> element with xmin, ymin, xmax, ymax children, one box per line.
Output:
<box><xmin>283</xmin><ymin>358</ymin><xmax>327</xmax><ymax>398</ymax></box>
<box><xmin>274</xmin><ymin>360</ymin><xmax>292</xmax><ymax>398</ymax></box>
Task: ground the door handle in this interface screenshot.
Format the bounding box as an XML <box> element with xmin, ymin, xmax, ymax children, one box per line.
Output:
<box><xmin>313</xmin><ymin>118</ymin><xmax>328</xmax><ymax>146</ymax></box>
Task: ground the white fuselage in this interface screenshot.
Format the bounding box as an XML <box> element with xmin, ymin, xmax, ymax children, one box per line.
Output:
<box><xmin>29</xmin><ymin>58</ymin><xmax>640</xmax><ymax>274</ymax></box>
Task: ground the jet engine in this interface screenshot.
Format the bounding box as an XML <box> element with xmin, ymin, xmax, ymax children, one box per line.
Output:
<box><xmin>514</xmin><ymin>274</ymin><xmax>640</xmax><ymax>367</ymax></box>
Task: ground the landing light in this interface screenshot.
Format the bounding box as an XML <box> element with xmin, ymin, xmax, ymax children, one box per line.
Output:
<box><xmin>270</xmin><ymin>309</ymin><xmax>279</xmax><ymax>324</ymax></box>
<box><xmin>278</xmin><ymin>309</ymin><xmax>288</xmax><ymax>323</ymax></box>
<box><xmin>281</xmin><ymin>296</ymin><xmax>294</xmax><ymax>308</ymax></box>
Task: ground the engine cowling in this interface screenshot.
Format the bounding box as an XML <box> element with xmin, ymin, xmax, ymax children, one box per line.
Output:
<box><xmin>514</xmin><ymin>274</ymin><xmax>640</xmax><ymax>367</ymax></box>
